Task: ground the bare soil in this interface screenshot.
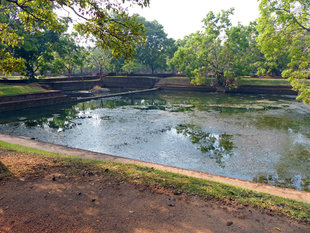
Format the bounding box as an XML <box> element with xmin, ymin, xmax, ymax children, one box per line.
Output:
<box><xmin>0</xmin><ymin>151</ymin><xmax>309</xmax><ymax>233</ymax></box>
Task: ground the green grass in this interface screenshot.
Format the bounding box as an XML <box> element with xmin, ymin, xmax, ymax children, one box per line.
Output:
<box><xmin>237</xmin><ymin>78</ymin><xmax>291</xmax><ymax>86</ymax></box>
<box><xmin>0</xmin><ymin>76</ymin><xmax>26</xmax><ymax>80</ymax></box>
<box><xmin>107</xmin><ymin>76</ymin><xmax>158</xmax><ymax>79</ymax></box>
<box><xmin>0</xmin><ymin>84</ymin><xmax>47</xmax><ymax>96</ymax></box>
<box><xmin>0</xmin><ymin>140</ymin><xmax>309</xmax><ymax>223</ymax></box>
<box><xmin>158</xmin><ymin>77</ymin><xmax>293</xmax><ymax>87</ymax></box>
<box><xmin>158</xmin><ymin>76</ymin><xmax>310</xmax><ymax>87</ymax></box>
<box><xmin>237</xmin><ymin>78</ymin><xmax>310</xmax><ymax>86</ymax></box>
<box><xmin>157</xmin><ymin>77</ymin><xmax>192</xmax><ymax>85</ymax></box>
<box><xmin>43</xmin><ymin>75</ymin><xmax>67</xmax><ymax>79</ymax></box>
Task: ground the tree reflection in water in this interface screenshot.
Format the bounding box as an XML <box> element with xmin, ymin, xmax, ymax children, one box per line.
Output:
<box><xmin>24</xmin><ymin>108</ymin><xmax>79</xmax><ymax>131</ymax></box>
<box><xmin>175</xmin><ymin>124</ymin><xmax>235</xmax><ymax>168</ymax></box>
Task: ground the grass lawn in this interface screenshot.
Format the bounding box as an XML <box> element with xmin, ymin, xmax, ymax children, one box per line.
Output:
<box><xmin>157</xmin><ymin>77</ymin><xmax>192</xmax><ymax>85</ymax></box>
<box><xmin>159</xmin><ymin>76</ymin><xmax>310</xmax><ymax>87</ymax></box>
<box><xmin>107</xmin><ymin>76</ymin><xmax>158</xmax><ymax>79</ymax></box>
<box><xmin>158</xmin><ymin>76</ymin><xmax>290</xmax><ymax>86</ymax></box>
<box><xmin>0</xmin><ymin>140</ymin><xmax>309</xmax><ymax>223</ymax></box>
<box><xmin>0</xmin><ymin>84</ymin><xmax>47</xmax><ymax>96</ymax></box>
<box><xmin>237</xmin><ymin>78</ymin><xmax>291</xmax><ymax>86</ymax></box>
<box><xmin>237</xmin><ymin>77</ymin><xmax>310</xmax><ymax>86</ymax></box>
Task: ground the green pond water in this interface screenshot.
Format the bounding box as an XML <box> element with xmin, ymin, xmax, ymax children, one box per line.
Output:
<box><xmin>0</xmin><ymin>91</ymin><xmax>309</xmax><ymax>191</ymax></box>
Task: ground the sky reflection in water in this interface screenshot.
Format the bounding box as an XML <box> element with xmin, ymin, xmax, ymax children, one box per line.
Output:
<box><xmin>0</xmin><ymin>91</ymin><xmax>309</xmax><ymax>191</ymax></box>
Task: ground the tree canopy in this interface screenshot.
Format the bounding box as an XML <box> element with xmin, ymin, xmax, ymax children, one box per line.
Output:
<box><xmin>257</xmin><ymin>0</ymin><xmax>310</xmax><ymax>103</ymax></box>
<box><xmin>171</xmin><ymin>9</ymin><xmax>262</xmax><ymax>87</ymax></box>
<box><xmin>135</xmin><ymin>16</ymin><xmax>176</xmax><ymax>74</ymax></box>
<box><xmin>0</xmin><ymin>0</ymin><xmax>150</xmax><ymax>75</ymax></box>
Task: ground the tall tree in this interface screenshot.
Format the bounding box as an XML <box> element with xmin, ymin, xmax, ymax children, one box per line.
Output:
<box><xmin>13</xmin><ymin>30</ymin><xmax>62</xmax><ymax>79</ymax></box>
<box><xmin>224</xmin><ymin>22</ymin><xmax>264</xmax><ymax>78</ymax></box>
<box><xmin>171</xmin><ymin>9</ymin><xmax>262</xmax><ymax>87</ymax></box>
<box><xmin>257</xmin><ymin>0</ymin><xmax>310</xmax><ymax>103</ymax></box>
<box><xmin>0</xmin><ymin>0</ymin><xmax>150</xmax><ymax>75</ymax></box>
<box><xmin>136</xmin><ymin>16</ymin><xmax>175</xmax><ymax>74</ymax></box>
<box><xmin>51</xmin><ymin>34</ymin><xmax>84</xmax><ymax>78</ymax></box>
<box><xmin>88</xmin><ymin>47</ymin><xmax>113</xmax><ymax>76</ymax></box>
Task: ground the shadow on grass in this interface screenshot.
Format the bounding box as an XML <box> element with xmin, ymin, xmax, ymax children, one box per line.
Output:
<box><xmin>0</xmin><ymin>161</ymin><xmax>12</xmax><ymax>179</ymax></box>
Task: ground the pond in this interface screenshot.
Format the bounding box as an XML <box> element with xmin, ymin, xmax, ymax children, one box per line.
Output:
<box><xmin>0</xmin><ymin>91</ymin><xmax>310</xmax><ymax>191</ymax></box>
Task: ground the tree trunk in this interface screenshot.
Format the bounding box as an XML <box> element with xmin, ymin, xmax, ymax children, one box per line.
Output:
<box><xmin>99</xmin><ymin>66</ymin><xmax>103</xmax><ymax>78</ymax></box>
<box><xmin>68</xmin><ymin>68</ymin><xmax>72</xmax><ymax>78</ymax></box>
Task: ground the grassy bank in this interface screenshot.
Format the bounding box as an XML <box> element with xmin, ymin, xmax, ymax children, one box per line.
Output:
<box><xmin>157</xmin><ymin>76</ymin><xmax>292</xmax><ymax>87</ymax></box>
<box><xmin>0</xmin><ymin>84</ymin><xmax>47</xmax><ymax>96</ymax></box>
<box><xmin>236</xmin><ymin>78</ymin><xmax>291</xmax><ymax>86</ymax></box>
<box><xmin>160</xmin><ymin>76</ymin><xmax>310</xmax><ymax>87</ymax></box>
<box><xmin>0</xmin><ymin>141</ymin><xmax>309</xmax><ymax>223</ymax></box>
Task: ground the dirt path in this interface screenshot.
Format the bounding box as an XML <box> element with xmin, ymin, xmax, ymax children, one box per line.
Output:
<box><xmin>1</xmin><ymin>171</ymin><xmax>309</xmax><ymax>233</ymax></box>
<box><xmin>0</xmin><ymin>134</ymin><xmax>309</xmax><ymax>203</ymax></box>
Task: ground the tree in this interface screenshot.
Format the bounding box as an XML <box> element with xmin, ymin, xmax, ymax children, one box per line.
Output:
<box><xmin>0</xmin><ymin>2</ymin><xmax>28</xmax><ymax>75</ymax></box>
<box><xmin>171</xmin><ymin>9</ymin><xmax>262</xmax><ymax>87</ymax></box>
<box><xmin>170</xmin><ymin>32</ymin><xmax>206</xmax><ymax>79</ymax></box>
<box><xmin>224</xmin><ymin>22</ymin><xmax>264</xmax><ymax>78</ymax></box>
<box><xmin>88</xmin><ymin>47</ymin><xmax>113</xmax><ymax>76</ymax></box>
<box><xmin>0</xmin><ymin>0</ymin><xmax>150</xmax><ymax>75</ymax></box>
<box><xmin>51</xmin><ymin>34</ymin><xmax>84</xmax><ymax>78</ymax></box>
<box><xmin>13</xmin><ymin>30</ymin><xmax>62</xmax><ymax>79</ymax></box>
<box><xmin>257</xmin><ymin>0</ymin><xmax>310</xmax><ymax>103</ymax></box>
<box><xmin>136</xmin><ymin>16</ymin><xmax>175</xmax><ymax>74</ymax></box>
<box><xmin>121</xmin><ymin>59</ymin><xmax>144</xmax><ymax>74</ymax></box>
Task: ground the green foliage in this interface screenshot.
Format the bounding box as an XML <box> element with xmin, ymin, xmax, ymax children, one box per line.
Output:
<box><xmin>87</xmin><ymin>47</ymin><xmax>111</xmax><ymax>76</ymax></box>
<box><xmin>257</xmin><ymin>0</ymin><xmax>310</xmax><ymax>103</ymax></box>
<box><xmin>15</xmin><ymin>30</ymin><xmax>62</xmax><ymax>79</ymax></box>
<box><xmin>121</xmin><ymin>59</ymin><xmax>144</xmax><ymax>74</ymax></box>
<box><xmin>51</xmin><ymin>33</ymin><xmax>87</xmax><ymax>77</ymax></box>
<box><xmin>0</xmin><ymin>0</ymin><xmax>150</xmax><ymax>75</ymax></box>
<box><xmin>136</xmin><ymin>16</ymin><xmax>177</xmax><ymax>74</ymax></box>
<box><xmin>170</xmin><ymin>9</ymin><xmax>262</xmax><ymax>87</ymax></box>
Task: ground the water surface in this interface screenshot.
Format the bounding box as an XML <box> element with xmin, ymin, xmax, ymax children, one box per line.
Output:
<box><xmin>0</xmin><ymin>91</ymin><xmax>309</xmax><ymax>191</ymax></box>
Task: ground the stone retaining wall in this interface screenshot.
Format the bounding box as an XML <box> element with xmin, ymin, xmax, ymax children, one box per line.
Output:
<box><xmin>40</xmin><ymin>77</ymin><xmax>157</xmax><ymax>91</ymax></box>
<box><xmin>42</xmin><ymin>80</ymin><xmax>102</xmax><ymax>91</ymax></box>
<box><xmin>39</xmin><ymin>75</ymin><xmax>100</xmax><ymax>82</ymax></box>
<box><xmin>102</xmin><ymin>76</ymin><xmax>158</xmax><ymax>88</ymax></box>
<box><xmin>0</xmin><ymin>90</ymin><xmax>63</xmax><ymax>103</ymax></box>
<box><xmin>0</xmin><ymin>91</ymin><xmax>70</xmax><ymax>113</ymax></box>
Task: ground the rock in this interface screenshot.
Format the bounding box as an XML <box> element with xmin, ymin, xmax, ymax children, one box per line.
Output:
<box><xmin>173</xmin><ymin>191</ymin><xmax>183</xmax><ymax>196</ymax></box>
<box><xmin>226</xmin><ymin>221</ymin><xmax>233</xmax><ymax>226</ymax></box>
<box><xmin>24</xmin><ymin>220</ymin><xmax>32</xmax><ymax>224</ymax></box>
<box><xmin>167</xmin><ymin>198</ymin><xmax>175</xmax><ymax>207</ymax></box>
<box><xmin>91</xmin><ymin>88</ymin><xmax>110</xmax><ymax>94</ymax></box>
